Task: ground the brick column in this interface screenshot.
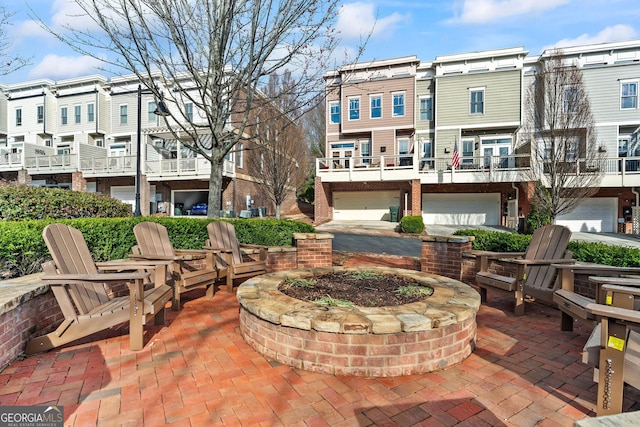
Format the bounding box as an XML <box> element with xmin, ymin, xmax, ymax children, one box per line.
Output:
<box><xmin>294</xmin><ymin>232</ymin><xmax>333</xmax><ymax>268</ymax></box>
<box><xmin>141</xmin><ymin>175</ymin><xmax>150</xmax><ymax>216</ymax></box>
<box><xmin>421</xmin><ymin>235</ymin><xmax>474</xmax><ymax>281</ymax></box>
<box><xmin>17</xmin><ymin>170</ymin><xmax>31</xmax><ymax>186</ymax></box>
<box><xmin>410</xmin><ymin>179</ymin><xmax>421</xmax><ymax>216</ymax></box>
<box><xmin>314</xmin><ymin>176</ymin><xmax>331</xmax><ymax>224</ymax></box>
<box><xmin>71</xmin><ymin>171</ymin><xmax>86</xmax><ymax>192</ymax></box>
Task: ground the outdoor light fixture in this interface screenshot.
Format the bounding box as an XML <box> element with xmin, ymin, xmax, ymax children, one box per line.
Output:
<box><xmin>134</xmin><ymin>85</ymin><xmax>170</xmax><ymax>216</ymax></box>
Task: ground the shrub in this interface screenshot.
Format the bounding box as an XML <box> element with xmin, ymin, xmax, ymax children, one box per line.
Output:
<box><xmin>0</xmin><ymin>182</ymin><xmax>132</xmax><ymax>220</ymax></box>
<box><xmin>453</xmin><ymin>228</ymin><xmax>640</xmax><ymax>267</ymax></box>
<box><xmin>400</xmin><ymin>216</ymin><xmax>425</xmax><ymax>234</ymax></box>
<box><xmin>0</xmin><ymin>217</ymin><xmax>315</xmax><ymax>279</ymax></box>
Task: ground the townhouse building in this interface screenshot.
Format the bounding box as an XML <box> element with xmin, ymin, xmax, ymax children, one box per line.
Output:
<box><xmin>0</xmin><ymin>73</ymin><xmax>294</xmax><ymax>217</ymax></box>
<box><xmin>316</xmin><ymin>39</ymin><xmax>640</xmax><ymax>233</ymax></box>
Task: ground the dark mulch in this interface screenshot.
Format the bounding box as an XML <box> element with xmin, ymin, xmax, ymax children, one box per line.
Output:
<box><xmin>278</xmin><ymin>272</ymin><xmax>433</xmax><ymax>307</ymax></box>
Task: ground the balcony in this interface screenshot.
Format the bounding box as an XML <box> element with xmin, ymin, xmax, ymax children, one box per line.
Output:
<box><xmin>317</xmin><ymin>154</ymin><xmax>640</xmax><ymax>188</ymax></box>
<box><xmin>145</xmin><ymin>157</ymin><xmax>235</xmax><ymax>180</ymax></box>
<box><xmin>24</xmin><ymin>153</ymin><xmax>78</xmax><ymax>174</ymax></box>
<box><xmin>0</xmin><ymin>152</ymin><xmax>23</xmax><ymax>171</ymax></box>
<box><xmin>80</xmin><ymin>155</ymin><xmax>137</xmax><ymax>177</ymax></box>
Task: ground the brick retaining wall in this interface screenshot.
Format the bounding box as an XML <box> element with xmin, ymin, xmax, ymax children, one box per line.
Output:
<box><xmin>240</xmin><ymin>308</ymin><xmax>477</xmax><ymax>377</ymax></box>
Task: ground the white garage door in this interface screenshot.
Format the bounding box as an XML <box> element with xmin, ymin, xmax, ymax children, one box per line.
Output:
<box><xmin>334</xmin><ymin>191</ymin><xmax>400</xmax><ymax>220</ymax></box>
<box><xmin>422</xmin><ymin>193</ymin><xmax>501</xmax><ymax>225</ymax></box>
<box><xmin>110</xmin><ymin>185</ymin><xmax>156</xmax><ymax>213</ymax></box>
<box><xmin>556</xmin><ymin>197</ymin><xmax>617</xmax><ymax>232</ymax></box>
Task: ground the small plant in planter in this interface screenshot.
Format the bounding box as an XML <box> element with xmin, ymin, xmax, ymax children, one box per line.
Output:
<box><xmin>281</xmin><ymin>277</ymin><xmax>316</xmax><ymax>289</ymax></box>
<box><xmin>313</xmin><ymin>295</ymin><xmax>354</xmax><ymax>308</ymax></box>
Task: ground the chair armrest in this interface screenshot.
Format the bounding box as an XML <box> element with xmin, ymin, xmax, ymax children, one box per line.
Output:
<box><xmin>174</xmin><ymin>249</ymin><xmax>207</xmax><ymax>260</ymax></box>
<box><xmin>476</xmin><ymin>251</ymin><xmax>526</xmax><ymax>260</ymax></box>
<box><xmin>240</xmin><ymin>244</ymin><xmax>269</xmax><ymax>260</ymax></box>
<box><xmin>129</xmin><ymin>254</ymin><xmax>184</xmax><ymax>261</ymax></box>
<box><xmin>586</xmin><ymin>301</ymin><xmax>640</xmax><ymax>324</ymax></box>
<box><xmin>96</xmin><ymin>259</ymin><xmax>173</xmax><ymax>271</ymax></box>
<box><xmin>202</xmin><ymin>245</ymin><xmax>233</xmax><ymax>253</ymax></box>
<box><xmin>509</xmin><ymin>258</ymin><xmax>575</xmax><ymax>266</ymax></box>
<box><xmin>41</xmin><ymin>271</ymin><xmax>149</xmax><ymax>283</ymax></box>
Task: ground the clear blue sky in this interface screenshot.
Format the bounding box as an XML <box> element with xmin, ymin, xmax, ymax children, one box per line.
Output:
<box><xmin>4</xmin><ymin>0</ymin><xmax>640</xmax><ymax>84</ymax></box>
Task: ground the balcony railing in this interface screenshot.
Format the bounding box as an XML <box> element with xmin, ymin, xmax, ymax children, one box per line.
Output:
<box><xmin>24</xmin><ymin>154</ymin><xmax>77</xmax><ymax>173</ymax></box>
<box><xmin>317</xmin><ymin>154</ymin><xmax>640</xmax><ymax>187</ymax></box>
<box><xmin>80</xmin><ymin>156</ymin><xmax>136</xmax><ymax>175</ymax></box>
<box><xmin>145</xmin><ymin>157</ymin><xmax>235</xmax><ymax>178</ymax></box>
<box><xmin>0</xmin><ymin>152</ymin><xmax>23</xmax><ymax>170</ymax></box>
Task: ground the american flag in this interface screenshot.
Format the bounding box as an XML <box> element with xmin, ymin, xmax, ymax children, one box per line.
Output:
<box><xmin>451</xmin><ymin>140</ymin><xmax>460</xmax><ymax>169</ymax></box>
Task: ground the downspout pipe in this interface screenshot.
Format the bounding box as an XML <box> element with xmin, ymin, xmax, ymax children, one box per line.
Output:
<box><xmin>632</xmin><ymin>187</ymin><xmax>639</xmax><ymax>234</ymax></box>
<box><xmin>512</xmin><ymin>182</ymin><xmax>519</xmax><ymax>231</ymax></box>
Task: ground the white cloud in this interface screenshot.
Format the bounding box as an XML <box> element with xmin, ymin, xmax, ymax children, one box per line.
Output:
<box><xmin>453</xmin><ymin>0</ymin><xmax>570</xmax><ymax>24</ymax></box>
<box><xmin>337</xmin><ymin>2</ymin><xmax>410</xmax><ymax>40</ymax></box>
<box><xmin>547</xmin><ymin>25</ymin><xmax>640</xmax><ymax>49</ymax></box>
<box><xmin>27</xmin><ymin>54</ymin><xmax>104</xmax><ymax>80</ymax></box>
<box><xmin>50</xmin><ymin>0</ymin><xmax>99</xmax><ymax>30</ymax></box>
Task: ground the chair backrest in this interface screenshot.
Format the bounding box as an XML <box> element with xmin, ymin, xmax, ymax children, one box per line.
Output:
<box><xmin>207</xmin><ymin>221</ymin><xmax>243</xmax><ymax>265</ymax></box>
<box><xmin>133</xmin><ymin>222</ymin><xmax>177</xmax><ymax>257</ymax></box>
<box><xmin>524</xmin><ymin>224</ymin><xmax>572</xmax><ymax>292</ymax></box>
<box><xmin>42</xmin><ymin>223</ymin><xmax>109</xmax><ymax>314</ymax></box>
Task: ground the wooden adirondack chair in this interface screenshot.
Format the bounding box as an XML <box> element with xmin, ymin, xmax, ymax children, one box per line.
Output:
<box><xmin>581</xmin><ymin>282</ymin><xmax>640</xmax><ymax>416</ymax></box>
<box><xmin>475</xmin><ymin>224</ymin><xmax>574</xmax><ymax>315</ymax></box>
<box><xmin>204</xmin><ymin>221</ymin><xmax>268</xmax><ymax>292</ymax></box>
<box><xmin>25</xmin><ymin>224</ymin><xmax>172</xmax><ymax>354</ymax></box>
<box><xmin>131</xmin><ymin>222</ymin><xmax>220</xmax><ymax>310</ymax></box>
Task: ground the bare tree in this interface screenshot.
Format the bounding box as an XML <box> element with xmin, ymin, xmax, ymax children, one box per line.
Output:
<box><xmin>248</xmin><ymin>72</ymin><xmax>308</xmax><ymax>219</ymax></box>
<box><xmin>522</xmin><ymin>50</ymin><xmax>604</xmax><ymax>223</ymax></box>
<box><xmin>0</xmin><ymin>6</ymin><xmax>29</xmax><ymax>75</ymax></box>
<box><xmin>37</xmin><ymin>0</ymin><xmax>354</xmax><ymax>217</ymax></box>
<box><xmin>304</xmin><ymin>95</ymin><xmax>326</xmax><ymax>160</ymax></box>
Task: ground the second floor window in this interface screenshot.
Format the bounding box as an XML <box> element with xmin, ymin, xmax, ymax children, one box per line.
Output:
<box><xmin>16</xmin><ymin>108</ymin><xmax>22</xmax><ymax>126</ymax></box>
<box><xmin>87</xmin><ymin>103</ymin><xmax>95</xmax><ymax>122</ymax></box>
<box><xmin>563</xmin><ymin>87</ymin><xmax>579</xmax><ymax>113</ymax></box>
<box><xmin>393</xmin><ymin>93</ymin><xmax>405</xmax><ymax>117</ymax></box>
<box><xmin>370</xmin><ymin>95</ymin><xmax>381</xmax><ymax>119</ymax></box>
<box><xmin>349</xmin><ymin>97</ymin><xmax>360</xmax><ymax>120</ymax></box>
<box><xmin>621</xmin><ymin>81</ymin><xmax>638</xmax><ymax>109</ymax></box>
<box><xmin>120</xmin><ymin>105</ymin><xmax>128</xmax><ymax>124</ymax></box>
<box><xmin>61</xmin><ymin>107</ymin><xmax>68</xmax><ymax>125</ymax></box>
<box><xmin>329</xmin><ymin>101</ymin><xmax>340</xmax><ymax>124</ymax></box>
<box><xmin>74</xmin><ymin>105</ymin><xmax>81</xmax><ymax>124</ymax></box>
<box><xmin>470</xmin><ymin>88</ymin><xmax>484</xmax><ymax>114</ymax></box>
<box><xmin>419</xmin><ymin>97</ymin><xmax>432</xmax><ymax>121</ymax></box>
<box><xmin>148</xmin><ymin>101</ymin><xmax>157</xmax><ymax>122</ymax></box>
<box><xmin>237</xmin><ymin>143</ymin><xmax>243</xmax><ymax>168</ymax></box>
<box><xmin>185</xmin><ymin>102</ymin><xmax>193</xmax><ymax>122</ymax></box>
<box><xmin>37</xmin><ymin>106</ymin><xmax>44</xmax><ymax>124</ymax></box>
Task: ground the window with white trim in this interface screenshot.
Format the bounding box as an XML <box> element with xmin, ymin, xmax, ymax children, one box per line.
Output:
<box><xmin>419</xmin><ymin>97</ymin><xmax>432</xmax><ymax>121</ymax></box>
<box><xmin>87</xmin><ymin>103</ymin><xmax>95</xmax><ymax>122</ymax></box>
<box><xmin>470</xmin><ymin>88</ymin><xmax>484</xmax><ymax>114</ymax></box>
<box><xmin>74</xmin><ymin>105</ymin><xmax>81</xmax><ymax>124</ymax></box>
<box><xmin>370</xmin><ymin>95</ymin><xmax>382</xmax><ymax>119</ymax></box>
<box><xmin>392</xmin><ymin>92</ymin><xmax>405</xmax><ymax>117</ymax></box>
<box><xmin>329</xmin><ymin>101</ymin><xmax>340</xmax><ymax>124</ymax></box>
<box><xmin>120</xmin><ymin>105</ymin><xmax>128</xmax><ymax>124</ymax></box>
<box><xmin>621</xmin><ymin>81</ymin><xmax>638</xmax><ymax>109</ymax></box>
<box><xmin>348</xmin><ymin>97</ymin><xmax>360</xmax><ymax>120</ymax></box>
<box><xmin>185</xmin><ymin>102</ymin><xmax>193</xmax><ymax>122</ymax></box>
<box><xmin>15</xmin><ymin>108</ymin><xmax>22</xmax><ymax>126</ymax></box>
<box><xmin>360</xmin><ymin>140</ymin><xmax>371</xmax><ymax>163</ymax></box>
<box><xmin>563</xmin><ymin>86</ymin><xmax>579</xmax><ymax>113</ymax></box>
<box><xmin>37</xmin><ymin>105</ymin><xmax>44</xmax><ymax>124</ymax></box>
<box><xmin>147</xmin><ymin>101</ymin><xmax>157</xmax><ymax>122</ymax></box>
<box><xmin>237</xmin><ymin>143</ymin><xmax>244</xmax><ymax>168</ymax></box>
<box><xmin>61</xmin><ymin>107</ymin><xmax>68</xmax><ymax>125</ymax></box>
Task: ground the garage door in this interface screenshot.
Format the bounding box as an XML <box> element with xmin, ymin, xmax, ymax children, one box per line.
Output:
<box><xmin>110</xmin><ymin>185</ymin><xmax>156</xmax><ymax>213</ymax></box>
<box><xmin>556</xmin><ymin>197</ymin><xmax>617</xmax><ymax>232</ymax></box>
<box><xmin>422</xmin><ymin>193</ymin><xmax>501</xmax><ymax>225</ymax></box>
<box><xmin>333</xmin><ymin>191</ymin><xmax>400</xmax><ymax>220</ymax></box>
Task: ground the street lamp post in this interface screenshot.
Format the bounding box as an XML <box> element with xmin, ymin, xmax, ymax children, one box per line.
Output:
<box><xmin>134</xmin><ymin>84</ymin><xmax>143</xmax><ymax>216</ymax></box>
<box><xmin>134</xmin><ymin>84</ymin><xmax>170</xmax><ymax>217</ymax></box>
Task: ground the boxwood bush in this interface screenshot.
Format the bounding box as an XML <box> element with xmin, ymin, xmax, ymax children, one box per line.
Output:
<box><xmin>0</xmin><ymin>182</ymin><xmax>133</xmax><ymax>220</ymax></box>
<box><xmin>400</xmin><ymin>216</ymin><xmax>425</xmax><ymax>234</ymax></box>
<box><xmin>0</xmin><ymin>217</ymin><xmax>314</xmax><ymax>279</ymax></box>
<box><xmin>454</xmin><ymin>229</ymin><xmax>640</xmax><ymax>267</ymax></box>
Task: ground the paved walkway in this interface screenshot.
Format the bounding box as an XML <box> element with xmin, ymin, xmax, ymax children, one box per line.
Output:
<box><xmin>2</xmin><ymin>253</ymin><xmax>639</xmax><ymax>426</ymax></box>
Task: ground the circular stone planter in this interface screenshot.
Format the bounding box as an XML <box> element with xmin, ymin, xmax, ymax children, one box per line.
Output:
<box><xmin>237</xmin><ymin>267</ymin><xmax>481</xmax><ymax>377</ymax></box>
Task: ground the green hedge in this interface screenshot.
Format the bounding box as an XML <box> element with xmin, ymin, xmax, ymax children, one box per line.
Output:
<box><xmin>400</xmin><ymin>216</ymin><xmax>425</xmax><ymax>234</ymax></box>
<box><xmin>454</xmin><ymin>229</ymin><xmax>640</xmax><ymax>267</ymax></box>
<box><xmin>0</xmin><ymin>183</ymin><xmax>132</xmax><ymax>220</ymax></box>
<box><xmin>0</xmin><ymin>217</ymin><xmax>315</xmax><ymax>279</ymax></box>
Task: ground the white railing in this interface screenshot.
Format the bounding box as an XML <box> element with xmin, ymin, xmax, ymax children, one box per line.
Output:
<box><xmin>24</xmin><ymin>154</ymin><xmax>77</xmax><ymax>172</ymax></box>
<box><xmin>0</xmin><ymin>152</ymin><xmax>23</xmax><ymax>169</ymax></box>
<box><xmin>80</xmin><ymin>156</ymin><xmax>136</xmax><ymax>174</ymax></box>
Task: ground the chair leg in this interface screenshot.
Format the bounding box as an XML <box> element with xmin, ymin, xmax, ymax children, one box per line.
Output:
<box><xmin>561</xmin><ymin>311</ymin><xmax>574</xmax><ymax>332</ymax></box>
<box><xmin>479</xmin><ymin>287</ymin><xmax>487</xmax><ymax>302</ymax></box>
<box><xmin>596</xmin><ymin>321</ymin><xmax>627</xmax><ymax>416</ymax></box>
<box><xmin>514</xmin><ymin>289</ymin><xmax>525</xmax><ymax>316</ymax></box>
<box><xmin>226</xmin><ymin>274</ymin><xmax>233</xmax><ymax>293</ymax></box>
<box><xmin>205</xmin><ymin>284</ymin><xmax>215</xmax><ymax>298</ymax></box>
<box><xmin>172</xmin><ymin>287</ymin><xmax>181</xmax><ymax>311</ymax></box>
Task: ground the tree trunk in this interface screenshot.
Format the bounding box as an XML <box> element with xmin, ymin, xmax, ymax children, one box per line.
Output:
<box><xmin>207</xmin><ymin>155</ymin><xmax>224</xmax><ymax>218</ymax></box>
<box><xmin>275</xmin><ymin>204</ymin><xmax>281</xmax><ymax>220</ymax></box>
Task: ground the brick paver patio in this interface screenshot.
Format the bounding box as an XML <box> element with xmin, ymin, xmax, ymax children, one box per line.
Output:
<box><xmin>1</xmin><ymin>253</ymin><xmax>639</xmax><ymax>426</ymax></box>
